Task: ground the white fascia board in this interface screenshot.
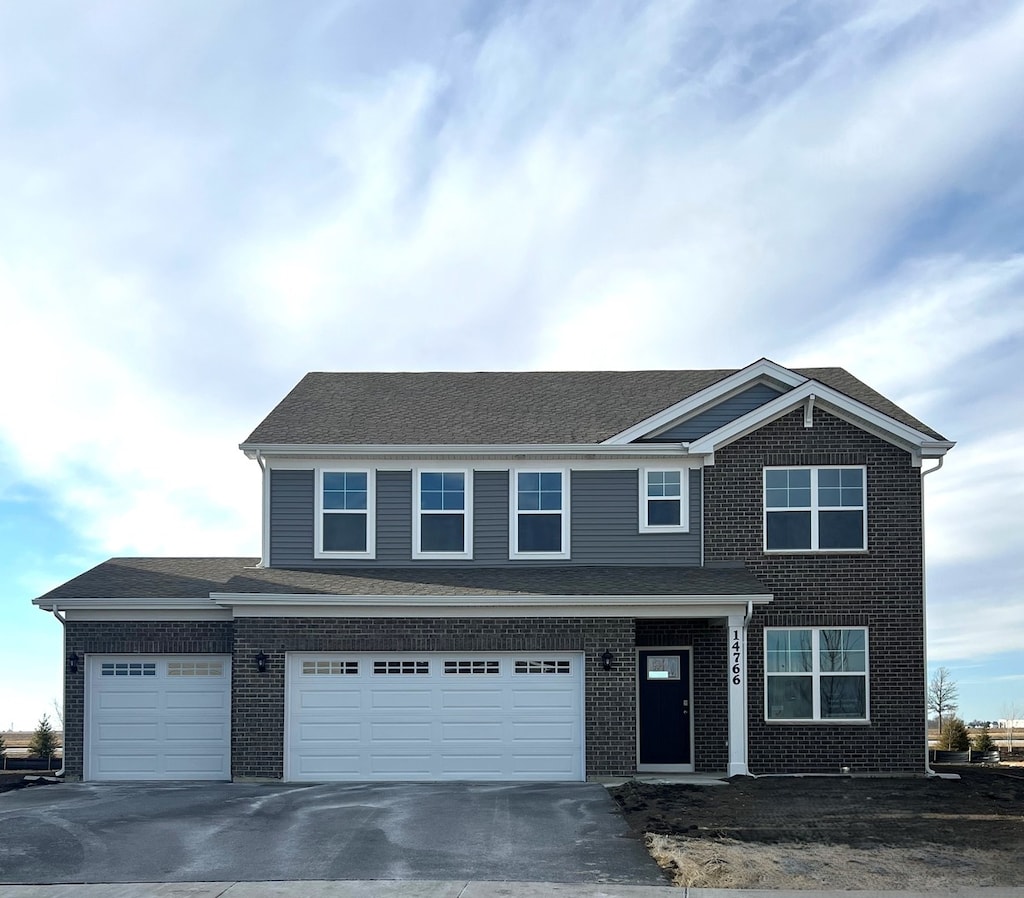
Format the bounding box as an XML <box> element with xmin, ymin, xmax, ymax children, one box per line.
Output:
<box><xmin>33</xmin><ymin>596</ymin><xmax>227</xmax><ymax>615</ymax></box>
<box><xmin>64</xmin><ymin>608</ymin><xmax>234</xmax><ymax>621</ymax></box>
<box><xmin>213</xmin><ymin>592</ymin><xmax>773</xmax><ymax>619</ymax></box>
<box><xmin>242</xmin><ymin>443</ymin><xmax>691</xmax><ymax>459</ymax></box>
<box><xmin>600</xmin><ymin>359</ymin><xmax>806</xmax><ymax>445</ymax></box>
<box><xmin>687</xmin><ymin>381</ymin><xmax>954</xmax><ymax>459</ymax></box>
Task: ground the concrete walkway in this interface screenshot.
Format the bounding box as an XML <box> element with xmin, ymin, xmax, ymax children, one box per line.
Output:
<box><xmin>1</xmin><ymin>883</ymin><xmax>1024</xmax><ymax>897</ymax></box>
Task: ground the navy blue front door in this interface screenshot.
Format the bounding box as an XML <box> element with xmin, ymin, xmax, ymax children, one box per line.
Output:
<box><xmin>638</xmin><ymin>649</ymin><xmax>692</xmax><ymax>766</ymax></box>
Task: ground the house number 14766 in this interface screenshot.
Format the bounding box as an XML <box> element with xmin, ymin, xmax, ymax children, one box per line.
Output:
<box><xmin>731</xmin><ymin>629</ymin><xmax>742</xmax><ymax>685</ymax></box>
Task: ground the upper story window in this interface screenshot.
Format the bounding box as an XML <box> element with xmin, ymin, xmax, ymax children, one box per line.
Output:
<box><xmin>510</xmin><ymin>469</ymin><xmax>570</xmax><ymax>559</ymax></box>
<box><xmin>765</xmin><ymin>627</ymin><xmax>868</xmax><ymax>721</ymax></box>
<box><xmin>764</xmin><ymin>466</ymin><xmax>866</xmax><ymax>552</ymax></box>
<box><xmin>316</xmin><ymin>469</ymin><xmax>375</xmax><ymax>558</ymax></box>
<box><xmin>639</xmin><ymin>468</ymin><xmax>688</xmax><ymax>532</ymax></box>
<box><xmin>413</xmin><ymin>469</ymin><xmax>472</xmax><ymax>558</ymax></box>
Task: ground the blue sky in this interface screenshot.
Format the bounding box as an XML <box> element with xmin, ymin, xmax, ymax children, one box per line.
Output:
<box><xmin>1</xmin><ymin>0</ymin><xmax>1023</xmax><ymax>730</ymax></box>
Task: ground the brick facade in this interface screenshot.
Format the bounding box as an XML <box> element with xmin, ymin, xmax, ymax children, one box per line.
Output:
<box><xmin>704</xmin><ymin>408</ymin><xmax>926</xmax><ymax>773</ymax></box>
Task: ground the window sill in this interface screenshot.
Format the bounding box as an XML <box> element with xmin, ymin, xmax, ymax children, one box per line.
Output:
<box><xmin>765</xmin><ymin>718</ymin><xmax>871</xmax><ymax>725</ymax></box>
<box><xmin>509</xmin><ymin>552</ymin><xmax>571</xmax><ymax>561</ymax></box>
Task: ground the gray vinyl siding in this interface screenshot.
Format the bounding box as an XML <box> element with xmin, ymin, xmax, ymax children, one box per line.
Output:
<box><xmin>649</xmin><ymin>384</ymin><xmax>784</xmax><ymax>442</ymax></box>
<box><xmin>269</xmin><ymin>467</ymin><xmax>701</xmax><ymax>568</ymax></box>
<box><xmin>570</xmin><ymin>470</ymin><xmax>700</xmax><ymax>565</ymax></box>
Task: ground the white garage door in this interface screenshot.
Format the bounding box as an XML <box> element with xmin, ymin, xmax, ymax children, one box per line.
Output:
<box><xmin>86</xmin><ymin>655</ymin><xmax>231</xmax><ymax>781</ymax></box>
<box><xmin>286</xmin><ymin>652</ymin><xmax>584</xmax><ymax>782</ymax></box>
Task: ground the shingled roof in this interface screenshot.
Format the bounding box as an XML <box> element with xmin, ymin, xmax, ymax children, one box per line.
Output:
<box><xmin>241</xmin><ymin>365</ymin><xmax>944</xmax><ymax>446</ymax></box>
<box><xmin>34</xmin><ymin>557</ymin><xmax>768</xmax><ymax>603</ymax></box>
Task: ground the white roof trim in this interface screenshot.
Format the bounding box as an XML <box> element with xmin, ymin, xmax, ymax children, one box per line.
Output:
<box><xmin>213</xmin><ymin>591</ymin><xmax>773</xmax><ymax>619</ymax></box>
<box><xmin>33</xmin><ymin>596</ymin><xmax>223</xmax><ymax>612</ymax></box>
<box><xmin>241</xmin><ymin>443</ymin><xmax>691</xmax><ymax>459</ymax></box>
<box><xmin>687</xmin><ymin>380</ymin><xmax>955</xmax><ymax>458</ymax></box>
<box><xmin>601</xmin><ymin>359</ymin><xmax>805</xmax><ymax>445</ymax></box>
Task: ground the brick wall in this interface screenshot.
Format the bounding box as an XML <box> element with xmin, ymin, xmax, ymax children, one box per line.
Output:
<box><xmin>62</xmin><ymin>620</ymin><xmax>234</xmax><ymax>780</ymax></box>
<box><xmin>704</xmin><ymin>408</ymin><xmax>926</xmax><ymax>773</ymax></box>
<box><xmin>231</xmin><ymin>616</ymin><xmax>637</xmax><ymax>779</ymax></box>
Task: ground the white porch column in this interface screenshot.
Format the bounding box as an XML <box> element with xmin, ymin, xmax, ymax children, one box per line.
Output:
<box><xmin>727</xmin><ymin>613</ymin><xmax>749</xmax><ymax>776</ymax></box>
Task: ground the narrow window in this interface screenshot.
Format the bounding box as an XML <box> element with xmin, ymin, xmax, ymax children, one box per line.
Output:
<box><xmin>640</xmin><ymin>468</ymin><xmax>688</xmax><ymax>532</ymax></box>
<box><xmin>317</xmin><ymin>469</ymin><xmax>375</xmax><ymax>558</ymax></box>
<box><xmin>765</xmin><ymin>627</ymin><xmax>868</xmax><ymax>721</ymax></box>
<box><xmin>764</xmin><ymin>467</ymin><xmax>865</xmax><ymax>551</ymax></box>
<box><xmin>414</xmin><ymin>469</ymin><xmax>472</xmax><ymax>558</ymax></box>
<box><xmin>511</xmin><ymin>469</ymin><xmax>569</xmax><ymax>558</ymax></box>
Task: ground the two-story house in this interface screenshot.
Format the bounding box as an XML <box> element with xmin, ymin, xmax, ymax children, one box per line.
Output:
<box><xmin>34</xmin><ymin>359</ymin><xmax>953</xmax><ymax>782</ymax></box>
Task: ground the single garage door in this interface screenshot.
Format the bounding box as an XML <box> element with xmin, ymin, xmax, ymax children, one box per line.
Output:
<box><xmin>86</xmin><ymin>655</ymin><xmax>231</xmax><ymax>781</ymax></box>
<box><xmin>286</xmin><ymin>652</ymin><xmax>583</xmax><ymax>781</ymax></box>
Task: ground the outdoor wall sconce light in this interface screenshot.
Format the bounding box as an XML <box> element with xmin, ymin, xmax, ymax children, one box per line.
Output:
<box><xmin>69</xmin><ymin>652</ymin><xmax>79</xmax><ymax>674</ymax></box>
<box><xmin>601</xmin><ymin>650</ymin><xmax>614</xmax><ymax>671</ymax></box>
<box><xmin>255</xmin><ymin>651</ymin><xmax>269</xmax><ymax>674</ymax></box>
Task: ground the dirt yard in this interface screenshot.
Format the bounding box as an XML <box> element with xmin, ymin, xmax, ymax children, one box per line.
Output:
<box><xmin>611</xmin><ymin>765</ymin><xmax>1024</xmax><ymax>890</ymax></box>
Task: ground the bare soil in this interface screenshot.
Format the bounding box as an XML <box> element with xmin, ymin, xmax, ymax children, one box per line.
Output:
<box><xmin>611</xmin><ymin>765</ymin><xmax>1024</xmax><ymax>890</ymax></box>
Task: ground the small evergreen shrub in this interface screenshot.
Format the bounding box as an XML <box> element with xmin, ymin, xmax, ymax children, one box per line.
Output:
<box><xmin>941</xmin><ymin>717</ymin><xmax>971</xmax><ymax>751</ymax></box>
<box><xmin>973</xmin><ymin>725</ymin><xmax>996</xmax><ymax>753</ymax></box>
<box><xmin>28</xmin><ymin>714</ymin><xmax>59</xmax><ymax>759</ymax></box>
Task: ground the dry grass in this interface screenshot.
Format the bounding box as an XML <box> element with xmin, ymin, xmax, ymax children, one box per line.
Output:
<box><xmin>646</xmin><ymin>834</ymin><xmax>1021</xmax><ymax>891</ymax></box>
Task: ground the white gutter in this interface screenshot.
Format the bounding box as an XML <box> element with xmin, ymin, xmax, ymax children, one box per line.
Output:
<box><xmin>240</xmin><ymin>442</ymin><xmax>694</xmax><ymax>459</ymax></box>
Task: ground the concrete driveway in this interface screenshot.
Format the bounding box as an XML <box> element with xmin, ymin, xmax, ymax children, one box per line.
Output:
<box><xmin>0</xmin><ymin>782</ymin><xmax>665</xmax><ymax>885</ymax></box>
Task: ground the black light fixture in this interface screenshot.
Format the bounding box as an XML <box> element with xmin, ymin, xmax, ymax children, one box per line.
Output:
<box><xmin>601</xmin><ymin>650</ymin><xmax>614</xmax><ymax>671</ymax></box>
<box><xmin>69</xmin><ymin>652</ymin><xmax>79</xmax><ymax>674</ymax></box>
<box><xmin>255</xmin><ymin>651</ymin><xmax>269</xmax><ymax>674</ymax></box>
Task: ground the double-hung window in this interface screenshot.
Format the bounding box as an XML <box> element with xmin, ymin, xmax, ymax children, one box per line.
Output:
<box><xmin>414</xmin><ymin>469</ymin><xmax>472</xmax><ymax>558</ymax></box>
<box><xmin>510</xmin><ymin>469</ymin><xmax>570</xmax><ymax>559</ymax></box>
<box><xmin>764</xmin><ymin>466</ymin><xmax>866</xmax><ymax>551</ymax></box>
<box><xmin>639</xmin><ymin>468</ymin><xmax>688</xmax><ymax>532</ymax></box>
<box><xmin>316</xmin><ymin>469</ymin><xmax>375</xmax><ymax>558</ymax></box>
<box><xmin>765</xmin><ymin>628</ymin><xmax>868</xmax><ymax>721</ymax></box>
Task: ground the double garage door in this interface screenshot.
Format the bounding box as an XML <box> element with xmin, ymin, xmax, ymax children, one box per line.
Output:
<box><xmin>86</xmin><ymin>652</ymin><xmax>583</xmax><ymax>782</ymax></box>
<box><xmin>287</xmin><ymin>652</ymin><xmax>584</xmax><ymax>781</ymax></box>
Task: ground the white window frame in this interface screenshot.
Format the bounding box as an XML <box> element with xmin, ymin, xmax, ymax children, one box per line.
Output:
<box><xmin>764</xmin><ymin>627</ymin><xmax>870</xmax><ymax>723</ymax></box>
<box><xmin>639</xmin><ymin>467</ymin><xmax>689</xmax><ymax>533</ymax></box>
<box><xmin>315</xmin><ymin>467</ymin><xmax>376</xmax><ymax>559</ymax></box>
<box><xmin>763</xmin><ymin>465</ymin><xmax>867</xmax><ymax>553</ymax></box>
<box><xmin>412</xmin><ymin>467</ymin><xmax>473</xmax><ymax>559</ymax></box>
<box><xmin>509</xmin><ymin>467</ymin><xmax>571</xmax><ymax>560</ymax></box>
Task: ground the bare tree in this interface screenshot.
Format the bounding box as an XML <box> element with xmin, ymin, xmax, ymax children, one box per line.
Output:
<box><xmin>1004</xmin><ymin>699</ymin><xmax>1021</xmax><ymax>752</ymax></box>
<box><xmin>50</xmin><ymin>698</ymin><xmax>64</xmax><ymax>729</ymax></box>
<box><xmin>928</xmin><ymin>667</ymin><xmax>959</xmax><ymax>736</ymax></box>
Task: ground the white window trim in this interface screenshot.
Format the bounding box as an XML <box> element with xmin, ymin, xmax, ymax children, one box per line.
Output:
<box><xmin>639</xmin><ymin>467</ymin><xmax>689</xmax><ymax>533</ymax></box>
<box><xmin>763</xmin><ymin>465</ymin><xmax>867</xmax><ymax>553</ymax></box>
<box><xmin>509</xmin><ymin>467</ymin><xmax>571</xmax><ymax>560</ymax></box>
<box><xmin>412</xmin><ymin>467</ymin><xmax>474</xmax><ymax>560</ymax></box>
<box><xmin>764</xmin><ymin>627</ymin><xmax>870</xmax><ymax>723</ymax></box>
<box><xmin>314</xmin><ymin>467</ymin><xmax>376</xmax><ymax>559</ymax></box>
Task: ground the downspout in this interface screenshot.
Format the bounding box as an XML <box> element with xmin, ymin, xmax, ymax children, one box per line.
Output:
<box><xmin>50</xmin><ymin>606</ymin><xmax>67</xmax><ymax>778</ymax></box>
<box><xmin>921</xmin><ymin>457</ymin><xmax>954</xmax><ymax>778</ymax></box>
<box><xmin>255</xmin><ymin>449</ymin><xmax>268</xmax><ymax>568</ymax></box>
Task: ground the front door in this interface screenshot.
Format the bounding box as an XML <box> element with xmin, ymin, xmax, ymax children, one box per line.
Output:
<box><xmin>637</xmin><ymin>648</ymin><xmax>692</xmax><ymax>769</ymax></box>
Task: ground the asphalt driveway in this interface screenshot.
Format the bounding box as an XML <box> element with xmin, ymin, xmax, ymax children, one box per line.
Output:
<box><xmin>0</xmin><ymin>782</ymin><xmax>664</xmax><ymax>885</ymax></box>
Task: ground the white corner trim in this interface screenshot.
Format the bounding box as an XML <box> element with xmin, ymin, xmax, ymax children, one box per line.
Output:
<box><xmin>688</xmin><ymin>381</ymin><xmax>955</xmax><ymax>458</ymax></box>
<box><xmin>601</xmin><ymin>359</ymin><xmax>806</xmax><ymax>445</ymax></box>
